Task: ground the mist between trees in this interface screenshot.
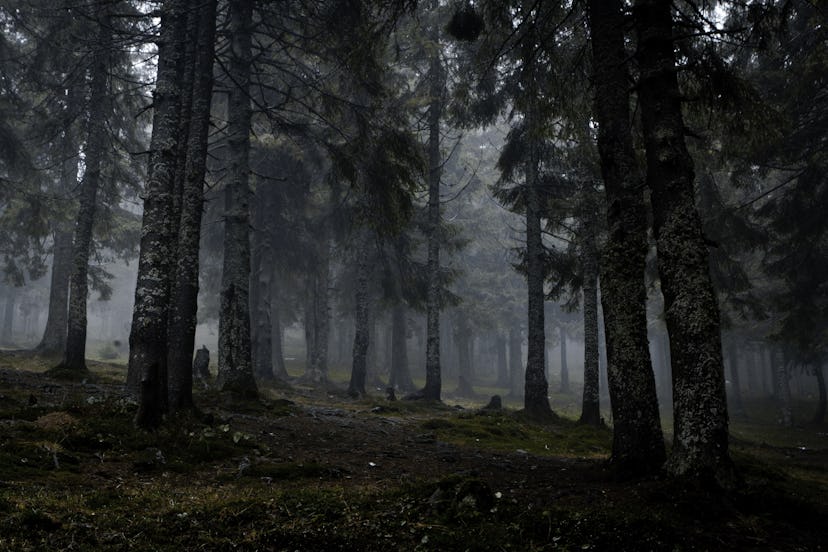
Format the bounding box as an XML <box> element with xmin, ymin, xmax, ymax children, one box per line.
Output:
<box><xmin>0</xmin><ymin>0</ymin><xmax>824</xmax><ymax>489</ymax></box>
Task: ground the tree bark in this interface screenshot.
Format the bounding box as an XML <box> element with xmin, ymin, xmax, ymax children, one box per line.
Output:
<box><xmin>129</xmin><ymin>0</ymin><xmax>188</xmax><ymax>428</ymax></box>
<box><xmin>167</xmin><ymin>0</ymin><xmax>217</xmax><ymax>412</ymax></box>
<box><xmin>251</xmin><ymin>190</ymin><xmax>274</xmax><ymax>382</ymax></box>
<box><xmin>495</xmin><ymin>333</ymin><xmax>509</xmax><ymax>387</ymax></box>
<box><xmin>303</xmin><ymin>236</ymin><xmax>331</xmax><ymax>383</ymax></box>
<box><xmin>270</xmin><ymin>298</ymin><xmax>289</xmax><ymax>380</ymax></box>
<box><xmin>349</xmin><ymin>229</ymin><xmax>371</xmax><ymax>397</ymax></box>
<box><xmin>814</xmin><ymin>361</ymin><xmax>826</xmax><ymax>425</ymax></box>
<box><xmin>58</xmin><ymin>6</ymin><xmax>111</xmax><ymax>373</ymax></box>
<box><xmin>771</xmin><ymin>347</ymin><xmax>793</xmax><ymax>426</ymax></box>
<box><xmin>38</xmin><ymin>97</ymin><xmax>80</xmax><ymax>357</ymax></box>
<box><xmin>390</xmin><ymin>235</ymin><xmax>415</xmax><ymax>392</ymax></box>
<box><xmin>508</xmin><ymin>327</ymin><xmax>523</xmax><ymax>396</ymax></box>
<box><xmin>634</xmin><ymin>0</ymin><xmax>732</xmax><ymax>483</ymax></box>
<box><xmin>587</xmin><ymin>0</ymin><xmax>665</xmax><ymax>475</ymax></box>
<box><xmin>580</xmin><ymin>229</ymin><xmax>600</xmax><ymax>425</ymax></box>
<box><xmin>726</xmin><ymin>341</ymin><xmax>745</xmax><ymax>419</ymax></box>
<box><xmin>559</xmin><ymin>325</ymin><xmax>569</xmax><ymax>393</ymax></box>
<box><xmin>523</xmin><ymin>148</ymin><xmax>553</xmax><ymax>418</ymax></box>
<box><xmin>454</xmin><ymin>312</ymin><xmax>474</xmax><ymax>398</ymax></box>
<box><xmin>217</xmin><ymin>0</ymin><xmax>257</xmax><ymax>398</ymax></box>
<box><xmin>37</xmin><ymin>229</ymin><xmax>73</xmax><ymax>356</ymax></box>
<box><xmin>419</xmin><ymin>35</ymin><xmax>444</xmax><ymax>402</ymax></box>
<box><xmin>1</xmin><ymin>290</ymin><xmax>16</xmax><ymax>344</ymax></box>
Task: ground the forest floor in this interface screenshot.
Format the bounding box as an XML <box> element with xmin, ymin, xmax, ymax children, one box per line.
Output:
<box><xmin>0</xmin><ymin>349</ymin><xmax>826</xmax><ymax>551</ymax></box>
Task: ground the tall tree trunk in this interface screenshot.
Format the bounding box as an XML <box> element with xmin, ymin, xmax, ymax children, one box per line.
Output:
<box><xmin>420</xmin><ymin>36</ymin><xmax>444</xmax><ymax>402</ymax></box>
<box><xmin>303</xmin><ymin>238</ymin><xmax>331</xmax><ymax>383</ymax></box>
<box><xmin>313</xmin><ymin>237</ymin><xmax>331</xmax><ymax>378</ymax></box>
<box><xmin>38</xmin><ymin>105</ymin><xmax>80</xmax><ymax>357</ymax></box>
<box><xmin>217</xmin><ymin>0</ymin><xmax>257</xmax><ymax>398</ymax></box>
<box><xmin>251</xmin><ymin>192</ymin><xmax>274</xmax><ymax>381</ymax></box>
<box><xmin>390</xmin><ymin>302</ymin><xmax>414</xmax><ymax>391</ymax></box>
<box><xmin>349</xmin><ymin>229</ymin><xmax>371</xmax><ymax>397</ymax></box>
<box><xmin>270</xmin><ymin>298</ymin><xmax>289</xmax><ymax>380</ymax></box>
<box><xmin>367</xmin><ymin>311</ymin><xmax>385</xmax><ymax>388</ymax></box>
<box><xmin>58</xmin><ymin>7</ymin><xmax>111</xmax><ymax>373</ymax></box>
<box><xmin>454</xmin><ymin>313</ymin><xmax>474</xmax><ymax>397</ymax></box>
<box><xmin>167</xmin><ymin>0</ymin><xmax>217</xmax><ymax>412</ymax></box>
<box><xmin>524</xmin><ymin>148</ymin><xmax>553</xmax><ymax>418</ymax></box>
<box><xmin>509</xmin><ymin>327</ymin><xmax>523</xmax><ymax>396</ymax></box>
<box><xmin>580</xmin><ymin>229</ymin><xmax>600</xmax><ymax>425</ymax></box>
<box><xmin>1</xmin><ymin>290</ymin><xmax>16</xmax><ymax>344</ymax></box>
<box><xmin>771</xmin><ymin>347</ymin><xmax>793</xmax><ymax>426</ymax></box>
<box><xmin>587</xmin><ymin>0</ymin><xmax>665</xmax><ymax>475</ymax></box>
<box><xmin>495</xmin><ymin>333</ymin><xmax>509</xmax><ymax>387</ymax></box>
<box><xmin>634</xmin><ymin>0</ymin><xmax>732</xmax><ymax>483</ymax></box>
<box><xmin>37</xmin><ymin>229</ymin><xmax>73</xmax><ymax>356</ymax></box>
<box><xmin>726</xmin><ymin>341</ymin><xmax>745</xmax><ymax>419</ymax></box>
<box><xmin>129</xmin><ymin>0</ymin><xmax>188</xmax><ymax>428</ymax></box>
<box><xmin>559</xmin><ymin>325</ymin><xmax>569</xmax><ymax>393</ymax></box>
<box><xmin>814</xmin><ymin>361</ymin><xmax>826</xmax><ymax>425</ymax></box>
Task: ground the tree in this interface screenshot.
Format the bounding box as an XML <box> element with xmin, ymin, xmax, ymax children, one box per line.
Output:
<box><xmin>634</xmin><ymin>0</ymin><xmax>733</xmax><ymax>484</ymax></box>
<box><xmin>216</xmin><ymin>0</ymin><xmax>258</xmax><ymax>398</ymax></box>
<box><xmin>129</xmin><ymin>0</ymin><xmax>189</xmax><ymax>428</ymax></box>
<box><xmin>586</xmin><ymin>0</ymin><xmax>665</xmax><ymax>475</ymax></box>
<box><xmin>167</xmin><ymin>0</ymin><xmax>218</xmax><ymax>411</ymax></box>
<box><xmin>579</xmin><ymin>185</ymin><xmax>601</xmax><ymax>426</ymax></box>
<box><xmin>55</xmin><ymin>4</ymin><xmax>113</xmax><ymax>373</ymax></box>
<box><xmin>520</xmin><ymin>129</ymin><xmax>553</xmax><ymax>418</ymax></box>
<box><xmin>348</xmin><ymin>227</ymin><xmax>372</xmax><ymax>397</ymax></box>
<box><xmin>421</xmin><ymin>8</ymin><xmax>445</xmax><ymax>401</ymax></box>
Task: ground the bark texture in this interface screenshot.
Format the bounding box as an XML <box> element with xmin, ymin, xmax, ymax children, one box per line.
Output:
<box><xmin>579</xmin><ymin>226</ymin><xmax>601</xmax><ymax>425</ymax></box>
<box><xmin>559</xmin><ymin>325</ymin><xmax>569</xmax><ymax>393</ymax></box>
<box><xmin>270</xmin><ymin>302</ymin><xmax>289</xmax><ymax>380</ymax></box>
<box><xmin>390</xmin><ymin>302</ymin><xmax>414</xmax><ymax>392</ymax></box>
<box><xmin>814</xmin><ymin>361</ymin><xmax>826</xmax><ymax>425</ymax></box>
<box><xmin>1</xmin><ymin>291</ymin><xmax>16</xmax><ymax>344</ymax></box>
<box><xmin>771</xmin><ymin>348</ymin><xmax>792</xmax><ymax>426</ymax></box>
<box><xmin>508</xmin><ymin>328</ymin><xmax>523</xmax><ymax>396</ymax></box>
<box><xmin>390</xmin><ymin>237</ymin><xmax>415</xmax><ymax>392</ymax></box>
<box><xmin>303</xmin><ymin>237</ymin><xmax>331</xmax><ymax>383</ymax></box>
<box><xmin>634</xmin><ymin>0</ymin><xmax>732</xmax><ymax>483</ymax></box>
<box><xmin>37</xmin><ymin>229</ymin><xmax>73</xmax><ymax>356</ymax></box>
<box><xmin>524</xmin><ymin>151</ymin><xmax>552</xmax><ymax>418</ymax></box>
<box><xmin>495</xmin><ymin>334</ymin><xmax>509</xmax><ymax>387</ymax></box>
<box><xmin>349</xmin><ymin>230</ymin><xmax>371</xmax><ymax>397</ymax></box>
<box><xmin>217</xmin><ymin>0</ymin><xmax>257</xmax><ymax>398</ymax></box>
<box><xmin>421</xmin><ymin>39</ymin><xmax>444</xmax><ymax>401</ymax></box>
<box><xmin>587</xmin><ymin>0</ymin><xmax>666</xmax><ymax>475</ymax></box>
<box><xmin>59</xmin><ymin>8</ymin><xmax>111</xmax><ymax>373</ymax></box>
<box><xmin>38</xmin><ymin>102</ymin><xmax>80</xmax><ymax>356</ymax></box>
<box><xmin>129</xmin><ymin>0</ymin><xmax>188</xmax><ymax>428</ymax></box>
<box><xmin>454</xmin><ymin>313</ymin><xmax>474</xmax><ymax>398</ymax></box>
<box><xmin>251</xmin><ymin>191</ymin><xmax>274</xmax><ymax>381</ymax></box>
<box><xmin>725</xmin><ymin>341</ymin><xmax>745</xmax><ymax>418</ymax></box>
<box><xmin>167</xmin><ymin>0</ymin><xmax>217</xmax><ymax>411</ymax></box>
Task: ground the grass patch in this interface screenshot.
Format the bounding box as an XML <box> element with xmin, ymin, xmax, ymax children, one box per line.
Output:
<box><xmin>419</xmin><ymin>410</ymin><xmax>612</xmax><ymax>458</ymax></box>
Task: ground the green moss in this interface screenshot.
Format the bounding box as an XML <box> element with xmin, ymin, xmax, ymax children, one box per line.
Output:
<box><xmin>419</xmin><ymin>411</ymin><xmax>611</xmax><ymax>458</ymax></box>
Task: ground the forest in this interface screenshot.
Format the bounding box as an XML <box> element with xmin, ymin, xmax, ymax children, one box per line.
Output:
<box><xmin>0</xmin><ymin>0</ymin><xmax>825</xmax><ymax>549</ymax></box>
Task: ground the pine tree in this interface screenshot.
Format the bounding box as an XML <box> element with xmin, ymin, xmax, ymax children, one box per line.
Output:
<box><xmin>167</xmin><ymin>0</ymin><xmax>218</xmax><ymax>412</ymax></box>
<box><xmin>129</xmin><ymin>0</ymin><xmax>189</xmax><ymax>428</ymax></box>
<box><xmin>586</xmin><ymin>0</ymin><xmax>665</xmax><ymax>477</ymax></box>
<box><xmin>634</xmin><ymin>0</ymin><xmax>733</xmax><ymax>484</ymax></box>
<box><xmin>217</xmin><ymin>0</ymin><xmax>258</xmax><ymax>398</ymax></box>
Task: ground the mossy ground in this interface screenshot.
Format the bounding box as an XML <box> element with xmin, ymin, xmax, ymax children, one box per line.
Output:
<box><xmin>0</xmin><ymin>349</ymin><xmax>826</xmax><ymax>550</ymax></box>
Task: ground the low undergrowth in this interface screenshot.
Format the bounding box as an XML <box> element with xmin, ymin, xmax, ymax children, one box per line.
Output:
<box><xmin>0</xmin><ymin>353</ymin><xmax>826</xmax><ymax>550</ymax></box>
